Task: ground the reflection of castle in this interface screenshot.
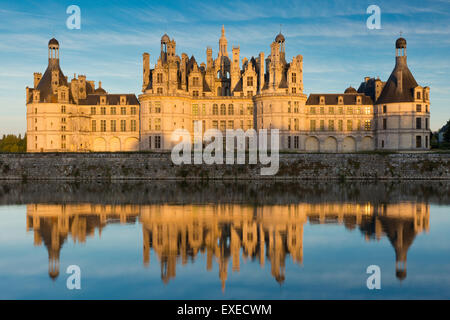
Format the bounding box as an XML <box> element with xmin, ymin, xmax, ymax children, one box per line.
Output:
<box><xmin>27</xmin><ymin>202</ymin><xmax>429</xmax><ymax>288</ymax></box>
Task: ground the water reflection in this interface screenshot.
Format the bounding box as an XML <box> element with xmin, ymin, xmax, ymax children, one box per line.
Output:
<box><xmin>26</xmin><ymin>200</ymin><xmax>429</xmax><ymax>290</ymax></box>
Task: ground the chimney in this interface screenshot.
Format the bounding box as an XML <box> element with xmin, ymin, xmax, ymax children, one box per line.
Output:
<box><xmin>143</xmin><ymin>53</ymin><xmax>150</xmax><ymax>90</ymax></box>
<box><xmin>259</xmin><ymin>52</ymin><xmax>265</xmax><ymax>93</ymax></box>
<box><xmin>33</xmin><ymin>73</ymin><xmax>42</xmax><ymax>88</ymax></box>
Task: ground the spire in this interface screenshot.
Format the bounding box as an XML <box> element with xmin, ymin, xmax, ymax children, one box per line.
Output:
<box><xmin>221</xmin><ymin>24</ymin><xmax>225</xmax><ymax>37</ymax></box>
<box><xmin>219</xmin><ymin>25</ymin><xmax>228</xmax><ymax>57</ymax></box>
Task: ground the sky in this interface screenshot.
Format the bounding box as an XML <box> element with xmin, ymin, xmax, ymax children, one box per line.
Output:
<box><xmin>0</xmin><ymin>0</ymin><xmax>449</xmax><ymax>134</ymax></box>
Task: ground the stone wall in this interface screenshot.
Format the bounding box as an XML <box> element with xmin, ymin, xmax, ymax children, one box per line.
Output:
<box><xmin>0</xmin><ymin>152</ymin><xmax>449</xmax><ymax>181</ymax></box>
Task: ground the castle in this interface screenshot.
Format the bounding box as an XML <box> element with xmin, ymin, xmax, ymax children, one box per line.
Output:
<box><xmin>26</xmin><ymin>27</ymin><xmax>431</xmax><ymax>152</ymax></box>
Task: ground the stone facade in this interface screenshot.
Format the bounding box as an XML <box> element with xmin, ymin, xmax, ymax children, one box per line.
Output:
<box><xmin>26</xmin><ymin>38</ymin><xmax>140</xmax><ymax>152</ymax></box>
<box><xmin>26</xmin><ymin>31</ymin><xmax>431</xmax><ymax>153</ymax></box>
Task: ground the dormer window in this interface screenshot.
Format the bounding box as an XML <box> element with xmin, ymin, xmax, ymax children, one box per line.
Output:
<box><xmin>338</xmin><ymin>96</ymin><xmax>343</xmax><ymax>104</ymax></box>
<box><xmin>291</xmin><ymin>73</ymin><xmax>296</xmax><ymax>83</ymax></box>
<box><xmin>120</xmin><ymin>96</ymin><xmax>126</xmax><ymax>105</ymax></box>
<box><xmin>417</xmin><ymin>91</ymin><xmax>421</xmax><ymax>99</ymax></box>
<box><xmin>356</xmin><ymin>96</ymin><xmax>361</xmax><ymax>104</ymax></box>
<box><xmin>319</xmin><ymin>96</ymin><xmax>325</xmax><ymax>105</ymax></box>
<box><xmin>100</xmin><ymin>96</ymin><xmax>106</xmax><ymax>105</ymax></box>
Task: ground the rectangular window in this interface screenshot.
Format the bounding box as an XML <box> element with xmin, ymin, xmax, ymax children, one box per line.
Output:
<box><xmin>101</xmin><ymin>107</ymin><xmax>106</xmax><ymax>115</ymax></box>
<box><xmin>291</xmin><ymin>73</ymin><xmax>296</xmax><ymax>83</ymax></box>
<box><xmin>288</xmin><ymin>101</ymin><xmax>291</xmax><ymax>113</ymax></box>
<box><xmin>287</xmin><ymin>136</ymin><xmax>291</xmax><ymax>149</ymax></box>
<box><xmin>202</xmin><ymin>104</ymin><xmax>206</xmax><ymax>116</ymax></box>
<box><xmin>416</xmin><ymin>136</ymin><xmax>422</xmax><ymax>148</ymax></box>
<box><xmin>294</xmin><ymin>118</ymin><xmax>299</xmax><ymax>131</ymax></box>
<box><xmin>383</xmin><ymin>105</ymin><xmax>387</xmax><ymax>113</ymax></box>
<box><xmin>239</xmin><ymin>105</ymin><xmax>244</xmax><ymax>115</ymax></box>
<box><xmin>328</xmin><ymin>120</ymin><xmax>335</xmax><ymax>131</ymax></box>
<box><xmin>220</xmin><ymin>104</ymin><xmax>226</xmax><ymax>115</ymax></box>
<box><xmin>416</xmin><ymin>104</ymin><xmax>422</xmax><ymax>112</ymax></box>
<box><xmin>155</xmin><ymin>136</ymin><xmax>161</xmax><ymax>149</ymax></box>
<box><xmin>347</xmin><ymin>120</ymin><xmax>353</xmax><ymax>131</ymax></box>
<box><xmin>416</xmin><ymin>118</ymin><xmax>422</xmax><ymax>129</ymax></box>
<box><xmin>91</xmin><ymin>107</ymin><xmax>96</xmax><ymax>115</ymax></box>
<box><xmin>131</xmin><ymin>107</ymin><xmax>137</xmax><ymax>115</ymax></box>
<box><xmin>100</xmin><ymin>120</ymin><xmax>106</xmax><ymax>132</ymax></box>
<box><xmin>294</xmin><ymin>136</ymin><xmax>299</xmax><ymax>149</ymax></box>
<box><xmin>425</xmin><ymin>118</ymin><xmax>429</xmax><ymax>130</ymax></box>
<box><xmin>61</xmin><ymin>105</ymin><xmax>66</xmax><ymax>113</ymax></box>
<box><xmin>228</xmin><ymin>104</ymin><xmax>234</xmax><ymax>115</ymax></box>
<box><xmin>111</xmin><ymin>107</ymin><xmax>116</xmax><ymax>115</ymax></box>
<box><xmin>247</xmin><ymin>120</ymin><xmax>252</xmax><ymax>129</ymax></box>
<box><xmin>228</xmin><ymin>120</ymin><xmax>234</xmax><ymax>129</ymax></box>
<box><xmin>320</xmin><ymin>107</ymin><xmax>325</xmax><ymax>115</ymax></box>
<box><xmin>364</xmin><ymin>120</ymin><xmax>372</xmax><ymax>130</ymax></box>
<box><xmin>111</xmin><ymin>120</ymin><xmax>116</xmax><ymax>132</ymax></box>
<box><xmin>338</xmin><ymin>120</ymin><xmax>343</xmax><ymax>131</ymax></box>
<box><xmin>294</xmin><ymin>101</ymin><xmax>299</xmax><ymax>113</ymax></box>
<box><xmin>192</xmin><ymin>104</ymin><xmax>199</xmax><ymax>116</ymax></box>
<box><xmin>155</xmin><ymin>118</ymin><xmax>161</xmax><ymax>131</ymax></box>
<box><xmin>310</xmin><ymin>107</ymin><xmax>316</xmax><ymax>115</ymax></box>
<box><xmin>247</xmin><ymin>104</ymin><xmax>253</xmax><ymax>115</ymax></box>
<box><xmin>365</xmin><ymin>106</ymin><xmax>371</xmax><ymax>114</ymax></box>
<box><xmin>148</xmin><ymin>136</ymin><xmax>152</xmax><ymax>149</ymax></box>
<box><xmin>120</xmin><ymin>120</ymin><xmax>126</xmax><ymax>132</ymax></box>
<box><xmin>155</xmin><ymin>103</ymin><xmax>161</xmax><ymax>113</ymax></box>
<box><xmin>212</xmin><ymin>120</ymin><xmax>218</xmax><ymax>129</ymax></box>
<box><xmin>310</xmin><ymin>120</ymin><xmax>316</xmax><ymax>131</ymax></box>
<box><xmin>193</xmin><ymin>90</ymin><xmax>199</xmax><ymax>97</ymax></box>
<box><xmin>157</xmin><ymin>73</ymin><xmax>163</xmax><ymax>83</ymax></box>
<box><xmin>347</xmin><ymin>107</ymin><xmax>353</xmax><ymax>115</ymax></box>
<box><xmin>383</xmin><ymin>118</ymin><xmax>387</xmax><ymax>130</ymax></box>
<box><xmin>121</xmin><ymin>107</ymin><xmax>126</xmax><ymax>115</ymax></box>
<box><xmin>247</xmin><ymin>77</ymin><xmax>253</xmax><ymax>87</ymax></box>
<box><xmin>131</xmin><ymin>120</ymin><xmax>137</xmax><ymax>131</ymax></box>
<box><xmin>213</xmin><ymin>104</ymin><xmax>218</xmax><ymax>115</ymax></box>
<box><xmin>320</xmin><ymin>120</ymin><xmax>325</xmax><ymax>131</ymax></box>
<box><xmin>328</xmin><ymin>107</ymin><xmax>334</xmax><ymax>114</ymax></box>
<box><xmin>92</xmin><ymin>120</ymin><xmax>96</xmax><ymax>132</ymax></box>
<box><xmin>220</xmin><ymin>120</ymin><xmax>226</xmax><ymax>131</ymax></box>
<box><xmin>338</xmin><ymin>106</ymin><xmax>343</xmax><ymax>115</ymax></box>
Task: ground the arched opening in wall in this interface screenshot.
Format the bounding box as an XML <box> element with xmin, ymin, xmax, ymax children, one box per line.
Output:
<box><xmin>226</xmin><ymin>71</ymin><xmax>230</xmax><ymax>79</ymax></box>
<box><xmin>110</xmin><ymin>137</ymin><xmax>121</xmax><ymax>152</ymax></box>
<box><xmin>124</xmin><ymin>137</ymin><xmax>139</xmax><ymax>151</ymax></box>
<box><xmin>93</xmin><ymin>138</ymin><xmax>106</xmax><ymax>152</ymax></box>
<box><xmin>361</xmin><ymin>136</ymin><xmax>374</xmax><ymax>151</ymax></box>
<box><xmin>342</xmin><ymin>136</ymin><xmax>356</xmax><ymax>152</ymax></box>
<box><xmin>305</xmin><ymin>136</ymin><xmax>319</xmax><ymax>152</ymax></box>
<box><xmin>322</xmin><ymin>136</ymin><xmax>338</xmax><ymax>153</ymax></box>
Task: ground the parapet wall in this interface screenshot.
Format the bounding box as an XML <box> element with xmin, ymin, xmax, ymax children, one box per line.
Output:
<box><xmin>0</xmin><ymin>152</ymin><xmax>449</xmax><ymax>181</ymax></box>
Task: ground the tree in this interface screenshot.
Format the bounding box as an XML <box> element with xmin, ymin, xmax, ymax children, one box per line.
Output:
<box><xmin>443</xmin><ymin>120</ymin><xmax>450</xmax><ymax>143</ymax></box>
<box><xmin>0</xmin><ymin>134</ymin><xmax>26</xmax><ymax>152</ymax></box>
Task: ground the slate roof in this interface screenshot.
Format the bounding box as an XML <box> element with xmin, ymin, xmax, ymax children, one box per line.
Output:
<box><xmin>78</xmin><ymin>94</ymin><xmax>139</xmax><ymax>105</ymax></box>
<box><xmin>306</xmin><ymin>93</ymin><xmax>373</xmax><ymax>105</ymax></box>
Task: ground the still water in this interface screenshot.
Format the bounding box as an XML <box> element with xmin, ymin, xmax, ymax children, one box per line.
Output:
<box><xmin>0</xmin><ymin>181</ymin><xmax>449</xmax><ymax>299</ymax></box>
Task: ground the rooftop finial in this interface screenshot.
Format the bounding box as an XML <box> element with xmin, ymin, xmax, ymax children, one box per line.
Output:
<box><xmin>221</xmin><ymin>24</ymin><xmax>225</xmax><ymax>37</ymax></box>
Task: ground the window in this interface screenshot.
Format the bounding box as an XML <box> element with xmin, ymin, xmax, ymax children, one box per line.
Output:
<box><xmin>247</xmin><ymin>77</ymin><xmax>253</xmax><ymax>87</ymax></box>
<box><xmin>111</xmin><ymin>107</ymin><xmax>116</xmax><ymax>115</ymax></box>
<box><xmin>101</xmin><ymin>107</ymin><xmax>106</xmax><ymax>115</ymax></box>
<box><xmin>228</xmin><ymin>120</ymin><xmax>234</xmax><ymax>129</ymax></box>
<box><xmin>193</xmin><ymin>90</ymin><xmax>199</xmax><ymax>97</ymax></box>
<box><xmin>157</xmin><ymin>73</ymin><xmax>163</xmax><ymax>83</ymax></box>
<box><xmin>220</xmin><ymin>120</ymin><xmax>226</xmax><ymax>131</ymax></box>
<box><xmin>157</xmin><ymin>88</ymin><xmax>163</xmax><ymax>94</ymax></box>
<box><xmin>383</xmin><ymin>105</ymin><xmax>387</xmax><ymax>113</ymax></box>
<box><xmin>220</xmin><ymin>104</ymin><xmax>226</xmax><ymax>115</ymax></box>
<box><xmin>212</xmin><ymin>120</ymin><xmax>218</xmax><ymax>129</ymax></box>
<box><xmin>155</xmin><ymin>103</ymin><xmax>161</xmax><ymax>113</ymax></box>
<box><xmin>155</xmin><ymin>136</ymin><xmax>161</xmax><ymax>149</ymax></box>
<box><xmin>310</xmin><ymin>120</ymin><xmax>316</xmax><ymax>131</ymax></box>
<box><xmin>247</xmin><ymin>105</ymin><xmax>253</xmax><ymax>115</ymax></box>
<box><xmin>292</xmin><ymin>88</ymin><xmax>296</xmax><ymax>93</ymax></box>
<box><xmin>121</xmin><ymin>107</ymin><xmax>126</xmax><ymax>115</ymax></box>
<box><xmin>239</xmin><ymin>105</ymin><xmax>244</xmax><ymax>115</ymax></box>
<box><xmin>288</xmin><ymin>136</ymin><xmax>291</xmax><ymax>149</ymax></box>
<box><xmin>192</xmin><ymin>104</ymin><xmax>199</xmax><ymax>116</ymax></box>
<box><xmin>148</xmin><ymin>136</ymin><xmax>152</xmax><ymax>149</ymax></box>
<box><xmin>131</xmin><ymin>120</ymin><xmax>137</xmax><ymax>131</ymax></box>
<box><xmin>416</xmin><ymin>118</ymin><xmax>422</xmax><ymax>129</ymax></box>
<box><xmin>426</xmin><ymin>136</ymin><xmax>429</xmax><ymax>148</ymax></box>
<box><xmin>294</xmin><ymin>101</ymin><xmax>299</xmax><ymax>113</ymax></box>
<box><xmin>91</xmin><ymin>107</ymin><xmax>96</xmax><ymax>115</ymax></box>
<box><xmin>357</xmin><ymin>107</ymin><xmax>361</xmax><ymax>114</ymax></box>
<box><xmin>338</xmin><ymin>120</ymin><xmax>343</xmax><ymax>131</ymax></box>
<box><xmin>383</xmin><ymin>118</ymin><xmax>387</xmax><ymax>130</ymax></box>
<box><xmin>247</xmin><ymin>91</ymin><xmax>253</xmax><ymax>97</ymax></box>
<box><xmin>426</xmin><ymin>118</ymin><xmax>429</xmax><ymax>130</ymax></box>
<box><xmin>347</xmin><ymin>120</ymin><xmax>353</xmax><ymax>131</ymax></box>
<box><xmin>365</xmin><ymin>106</ymin><xmax>371</xmax><ymax>114</ymax></box>
<box><xmin>328</xmin><ymin>120</ymin><xmax>335</xmax><ymax>131</ymax></box>
<box><xmin>61</xmin><ymin>125</ymin><xmax>66</xmax><ymax>132</ymax></box>
<box><xmin>292</xmin><ymin>73</ymin><xmax>296</xmax><ymax>83</ymax></box>
<box><xmin>347</xmin><ymin>107</ymin><xmax>353</xmax><ymax>115</ymax></box>
<box><xmin>100</xmin><ymin>120</ymin><xmax>106</xmax><ymax>132</ymax></box>
<box><xmin>148</xmin><ymin>119</ymin><xmax>151</xmax><ymax>131</ymax></box>
<box><xmin>111</xmin><ymin>120</ymin><xmax>116</xmax><ymax>132</ymax></box>
<box><xmin>320</xmin><ymin>107</ymin><xmax>325</xmax><ymax>114</ymax></box>
<box><xmin>202</xmin><ymin>104</ymin><xmax>206</xmax><ymax>115</ymax></box>
<box><xmin>357</xmin><ymin>120</ymin><xmax>362</xmax><ymax>130</ymax></box>
<box><xmin>120</xmin><ymin>120</ymin><xmax>126</xmax><ymax>132</ymax></box>
<box><xmin>328</xmin><ymin>107</ymin><xmax>335</xmax><ymax>114</ymax></box>
<box><xmin>213</xmin><ymin>104</ymin><xmax>218</xmax><ymax>115</ymax></box>
<box><xmin>228</xmin><ymin>104</ymin><xmax>234</xmax><ymax>115</ymax></box>
<box><xmin>131</xmin><ymin>107</ymin><xmax>137</xmax><ymax>115</ymax></box>
<box><xmin>193</xmin><ymin>77</ymin><xmax>199</xmax><ymax>86</ymax></box>
<box><xmin>61</xmin><ymin>118</ymin><xmax>66</xmax><ymax>123</ymax></box>
<box><xmin>364</xmin><ymin>120</ymin><xmax>372</xmax><ymax>130</ymax></box>
<box><xmin>61</xmin><ymin>105</ymin><xmax>66</xmax><ymax>113</ymax></box>
<box><xmin>416</xmin><ymin>104</ymin><xmax>422</xmax><ymax>112</ymax></box>
<box><xmin>155</xmin><ymin>118</ymin><xmax>161</xmax><ymax>131</ymax></box>
<box><xmin>338</xmin><ymin>106</ymin><xmax>343</xmax><ymax>115</ymax></box>
<box><xmin>92</xmin><ymin>120</ymin><xmax>96</xmax><ymax>132</ymax></box>
<box><xmin>294</xmin><ymin>119</ymin><xmax>299</xmax><ymax>131</ymax></box>
<box><xmin>320</xmin><ymin>120</ymin><xmax>325</xmax><ymax>131</ymax></box>
<box><xmin>416</xmin><ymin>91</ymin><xmax>421</xmax><ymax>99</ymax></box>
<box><xmin>310</xmin><ymin>107</ymin><xmax>316</xmax><ymax>115</ymax></box>
<box><xmin>416</xmin><ymin>136</ymin><xmax>422</xmax><ymax>148</ymax></box>
<box><xmin>294</xmin><ymin>136</ymin><xmax>299</xmax><ymax>149</ymax></box>
<box><xmin>288</xmin><ymin>102</ymin><xmax>291</xmax><ymax>113</ymax></box>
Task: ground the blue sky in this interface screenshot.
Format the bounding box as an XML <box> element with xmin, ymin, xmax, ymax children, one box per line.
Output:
<box><xmin>0</xmin><ymin>0</ymin><xmax>449</xmax><ymax>134</ymax></box>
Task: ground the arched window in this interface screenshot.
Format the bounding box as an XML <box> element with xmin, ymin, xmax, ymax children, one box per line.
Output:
<box><xmin>220</xmin><ymin>104</ymin><xmax>226</xmax><ymax>115</ymax></box>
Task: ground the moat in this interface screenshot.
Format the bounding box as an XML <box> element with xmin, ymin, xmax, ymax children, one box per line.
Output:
<box><xmin>0</xmin><ymin>181</ymin><xmax>449</xmax><ymax>299</ymax></box>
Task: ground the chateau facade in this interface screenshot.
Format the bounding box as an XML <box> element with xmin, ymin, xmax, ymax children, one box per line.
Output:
<box><xmin>26</xmin><ymin>28</ymin><xmax>431</xmax><ymax>152</ymax></box>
